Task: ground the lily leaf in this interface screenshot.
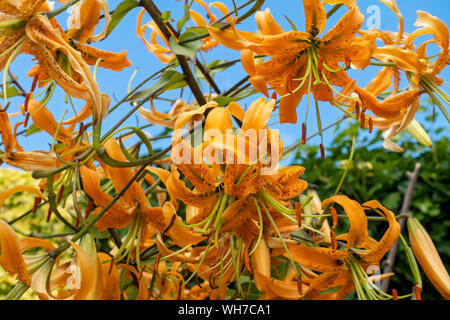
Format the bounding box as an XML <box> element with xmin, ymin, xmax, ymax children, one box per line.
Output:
<box><xmin>130</xmin><ymin>70</ymin><xmax>186</xmax><ymax>100</ymax></box>
<box><xmin>106</xmin><ymin>0</ymin><xmax>140</xmax><ymax>36</ymax></box>
<box><xmin>213</xmin><ymin>88</ymin><xmax>258</xmax><ymax>106</ymax></box>
<box><xmin>169</xmin><ymin>31</ymin><xmax>203</xmax><ymax>60</ymax></box>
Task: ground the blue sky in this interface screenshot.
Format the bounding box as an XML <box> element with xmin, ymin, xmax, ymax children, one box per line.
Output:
<box><xmin>3</xmin><ymin>0</ymin><xmax>450</xmax><ymax>167</ymax></box>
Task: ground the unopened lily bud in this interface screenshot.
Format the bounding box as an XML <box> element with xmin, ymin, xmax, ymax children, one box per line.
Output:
<box><xmin>407</xmin><ymin>218</ymin><xmax>450</xmax><ymax>299</ymax></box>
<box><xmin>406</xmin><ymin>119</ymin><xmax>432</xmax><ymax>147</ymax></box>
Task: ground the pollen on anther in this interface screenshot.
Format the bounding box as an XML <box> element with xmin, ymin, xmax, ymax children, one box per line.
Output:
<box><xmin>32</xmin><ymin>196</ymin><xmax>42</xmax><ymax>213</ymax></box>
<box><xmin>413</xmin><ymin>285</ymin><xmax>422</xmax><ymax>300</ymax></box>
<box><xmin>31</xmin><ymin>75</ymin><xmax>39</xmax><ymax>93</ymax></box>
<box><xmin>85</xmin><ymin>200</ymin><xmax>94</xmax><ymax>219</ymax></box>
<box><xmin>345</xmin><ymin>56</ymin><xmax>351</xmax><ymax>69</ymax></box>
<box><xmin>24</xmin><ymin>113</ymin><xmax>30</xmax><ymax>128</ymax></box>
<box><xmin>318</xmin><ymin>57</ymin><xmax>324</xmax><ymax>76</ymax></box>
<box><xmin>301</xmin><ymin>123</ymin><xmax>307</xmax><ymax>144</ymax></box>
<box><xmin>369</xmin><ymin>117</ymin><xmax>373</xmax><ymax>133</ymax></box>
<box><xmin>271</xmin><ymin>92</ymin><xmax>277</xmax><ymax>101</ymax></box>
<box><xmin>57</xmin><ymin>185</ymin><xmax>65</xmax><ymax>204</ymax></box>
<box><xmin>360</xmin><ymin>112</ymin><xmax>365</xmax><ymax>129</ymax></box>
<box><xmin>320</xmin><ymin>143</ymin><xmax>325</xmax><ymax>159</ymax></box>
<box><xmin>295</xmin><ymin>202</ymin><xmax>302</xmax><ymax>228</ymax></box>
<box><xmin>355</xmin><ymin>102</ymin><xmax>360</xmax><ymax>120</ymax></box>
<box><xmin>46</xmin><ymin>207</ymin><xmax>52</xmax><ymax>223</ymax></box>
<box><xmin>330</xmin><ymin>207</ymin><xmax>338</xmax><ymax>229</ymax></box>
<box><xmin>331</xmin><ymin>231</ymin><xmax>337</xmax><ymax>250</ymax></box>
<box><xmin>392</xmin><ymin>289</ymin><xmax>398</xmax><ymax>300</ymax></box>
<box><xmin>287</xmin><ymin>74</ymin><xmax>293</xmax><ymax>93</ymax></box>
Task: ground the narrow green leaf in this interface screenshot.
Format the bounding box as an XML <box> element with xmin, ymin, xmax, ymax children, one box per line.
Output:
<box><xmin>160</xmin><ymin>11</ymin><xmax>173</xmax><ymax>23</ymax></box>
<box><xmin>26</xmin><ymin>124</ymin><xmax>42</xmax><ymax>136</ymax></box>
<box><xmin>213</xmin><ymin>88</ymin><xmax>257</xmax><ymax>106</ymax></box>
<box><xmin>130</xmin><ymin>70</ymin><xmax>186</xmax><ymax>100</ymax></box>
<box><xmin>169</xmin><ymin>31</ymin><xmax>203</xmax><ymax>60</ymax></box>
<box><xmin>106</xmin><ymin>0</ymin><xmax>140</xmax><ymax>36</ymax></box>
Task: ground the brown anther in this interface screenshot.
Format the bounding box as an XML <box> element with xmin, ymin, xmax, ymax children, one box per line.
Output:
<box><xmin>392</xmin><ymin>289</ymin><xmax>398</xmax><ymax>300</ymax></box>
<box><xmin>330</xmin><ymin>230</ymin><xmax>337</xmax><ymax>250</ymax></box>
<box><xmin>286</xmin><ymin>74</ymin><xmax>293</xmax><ymax>93</ymax></box>
<box><xmin>32</xmin><ymin>196</ymin><xmax>42</xmax><ymax>213</ymax></box>
<box><xmin>413</xmin><ymin>285</ymin><xmax>422</xmax><ymax>300</ymax></box>
<box><xmin>23</xmin><ymin>93</ymin><xmax>31</xmax><ymax>113</ymax></box>
<box><xmin>297</xmin><ymin>275</ymin><xmax>303</xmax><ymax>296</ymax></box>
<box><xmin>295</xmin><ymin>202</ymin><xmax>302</xmax><ymax>228</ymax></box>
<box><xmin>271</xmin><ymin>92</ymin><xmax>277</xmax><ymax>101</ymax></box>
<box><xmin>317</xmin><ymin>57</ymin><xmax>324</xmax><ymax>76</ymax></box>
<box><xmin>345</xmin><ymin>56</ymin><xmax>351</xmax><ymax>69</ymax></box>
<box><xmin>320</xmin><ymin>143</ymin><xmax>325</xmax><ymax>160</ymax></box>
<box><xmin>369</xmin><ymin>117</ymin><xmax>373</xmax><ymax>133</ymax></box>
<box><xmin>330</xmin><ymin>207</ymin><xmax>338</xmax><ymax>229</ymax></box>
<box><xmin>23</xmin><ymin>113</ymin><xmax>30</xmax><ymax>128</ymax></box>
<box><xmin>355</xmin><ymin>102</ymin><xmax>360</xmax><ymax>120</ymax></box>
<box><xmin>76</xmin><ymin>122</ymin><xmax>85</xmax><ymax>139</ymax></box>
<box><xmin>360</xmin><ymin>112</ymin><xmax>365</xmax><ymax>129</ymax></box>
<box><xmin>244</xmin><ymin>246</ymin><xmax>252</xmax><ymax>276</ymax></box>
<box><xmin>85</xmin><ymin>200</ymin><xmax>94</xmax><ymax>219</ymax></box>
<box><xmin>46</xmin><ymin>207</ymin><xmax>52</xmax><ymax>223</ymax></box>
<box><xmin>75</xmin><ymin>217</ymin><xmax>80</xmax><ymax>228</ymax></box>
<box><xmin>301</xmin><ymin>122</ymin><xmax>307</xmax><ymax>144</ymax></box>
<box><xmin>57</xmin><ymin>185</ymin><xmax>65</xmax><ymax>204</ymax></box>
<box><xmin>30</xmin><ymin>75</ymin><xmax>39</xmax><ymax>93</ymax></box>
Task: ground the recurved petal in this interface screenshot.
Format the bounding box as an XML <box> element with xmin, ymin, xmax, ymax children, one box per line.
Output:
<box><xmin>358</xmin><ymin>200</ymin><xmax>400</xmax><ymax>264</ymax></box>
<box><xmin>0</xmin><ymin>220</ymin><xmax>30</xmax><ymax>285</ymax></box>
<box><xmin>25</xmin><ymin>99</ymin><xmax>72</xmax><ymax>141</ymax></box>
<box><xmin>288</xmin><ymin>244</ymin><xmax>349</xmax><ymax>273</ymax></box>
<box><xmin>255</xmin><ymin>8</ymin><xmax>284</xmax><ymax>35</ymax></box>
<box><xmin>102</xmin><ymin>138</ymin><xmax>148</xmax><ymax>207</ymax></box>
<box><xmin>413</xmin><ymin>11</ymin><xmax>449</xmax><ymax>75</ymax></box>
<box><xmin>167</xmin><ymin>167</ymin><xmax>218</xmax><ymax>207</ymax></box>
<box><xmin>240</xmin><ymin>97</ymin><xmax>274</xmax><ymax>131</ymax></box>
<box><xmin>75</xmin><ymin>44</ymin><xmax>132</xmax><ymax>72</ymax></box>
<box><xmin>205</xmin><ymin>107</ymin><xmax>233</xmax><ymax>135</ymax></box>
<box><xmin>322</xmin><ymin>0</ymin><xmax>364</xmax><ymax>49</ymax></box>
<box><xmin>279</xmin><ymin>90</ymin><xmax>304</xmax><ymax>124</ymax></box>
<box><xmin>303</xmin><ymin>0</ymin><xmax>327</xmax><ymax>35</ymax></box>
<box><xmin>1</xmin><ymin>151</ymin><xmax>58</xmax><ymax>172</ymax></box>
<box><xmin>356</xmin><ymin>86</ymin><xmax>422</xmax><ymax>119</ymax></box>
<box><xmin>322</xmin><ymin>195</ymin><xmax>368</xmax><ymax>249</ymax></box>
<box><xmin>97</xmin><ymin>252</ymin><xmax>120</xmax><ymax>300</ymax></box>
<box><xmin>254</xmin><ymin>272</ymin><xmax>306</xmax><ymax>300</ymax></box>
<box><xmin>206</xmin><ymin>25</ymin><xmax>265</xmax><ymax>51</ymax></box>
<box><xmin>162</xmin><ymin>202</ymin><xmax>205</xmax><ymax>247</ymax></box>
<box><xmin>365</xmin><ymin>67</ymin><xmax>394</xmax><ymax>96</ymax></box>
<box><xmin>79</xmin><ymin>166</ymin><xmax>132</xmax><ymax>230</ymax></box>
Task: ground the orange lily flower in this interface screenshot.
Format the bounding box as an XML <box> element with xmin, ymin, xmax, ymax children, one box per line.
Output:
<box><xmin>286</xmin><ymin>197</ymin><xmax>400</xmax><ymax>299</ymax></box>
<box><xmin>139</xmin><ymin>98</ymin><xmax>206</xmax><ymax>129</ymax></box>
<box><xmin>347</xmin><ymin>8</ymin><xmax>449</xmax><ymax>148</ymax></box>
<box><xmin>136</xmin><ymin>0</ymin><xmax>231</xmax><ymax>63</ymax></box>
<box><xmin>0</xmin><ymin>1</ymin><xmax>110</xmax><ymax>121</ymax></box>
<box><xmin>80</xmin><ymin>138</ymin><xmax>204</xmax><ymax>255</ymax></box>
<box><xmin>207</xmin><ymin>0</ymin><xmax>373</xmax><ymax>124</ymax></box>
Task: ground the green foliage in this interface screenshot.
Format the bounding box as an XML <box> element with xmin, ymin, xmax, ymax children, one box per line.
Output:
<box><xmin>291</xmin><ymin>119</ymin><xmax>449</xmax><ymax>300</ymax></box>
<box><xmin>106</xmin><ymin>0</ymin><xmax>140</xmax><ymax>36</ymax></box>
